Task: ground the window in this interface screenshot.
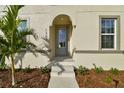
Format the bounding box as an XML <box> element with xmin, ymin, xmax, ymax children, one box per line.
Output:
<box><xmin>18</xmin><ymin>20</ymin><xmax>27</xmax><ymax>41</ymax></box>
<box><xmin>18</xmin><ymin>20</ymin><xmax>27</xmax><ymax>31</ymax></box>
<box><xmin>100</xmin><ymin>18</ymin><xmax>118</xmax><ymax>49</ymax></box>
<box><xmin>58</xmin><ymin>27</ymin><xmax>66</xmax><ymax>48</ymax></box>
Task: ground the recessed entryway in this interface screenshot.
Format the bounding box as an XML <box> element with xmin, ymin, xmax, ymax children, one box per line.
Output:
<box><xmin>50</xmin><ymin>14</ymin><xmax>72</xmax><ymax>58</ymax></box>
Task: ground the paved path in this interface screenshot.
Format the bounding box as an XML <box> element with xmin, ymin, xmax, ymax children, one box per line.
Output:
<box><xmin>48</xmin><ymin>61</ymin><xmax>79</xmax><ymax>88</ymax></box>
<box><xmin>48</xmin><ymin>76</ymin><xmax>79</xmax><ymax>88</ymax></box>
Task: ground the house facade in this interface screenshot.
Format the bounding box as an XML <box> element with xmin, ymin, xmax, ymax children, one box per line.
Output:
<box><xmin>0</xmin><ymin>5</ymin><xmax>124</xmax><ymax>69</ymax></box>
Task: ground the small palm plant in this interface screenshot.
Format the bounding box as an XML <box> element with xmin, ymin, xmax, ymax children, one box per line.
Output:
<box><xmin>0</xmin><ymin>5</ymin><xmax>49</xmax><ymax>86</ymax></box>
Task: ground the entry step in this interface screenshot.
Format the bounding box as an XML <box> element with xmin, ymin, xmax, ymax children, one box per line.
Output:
<box><xmin>52</xmin><ymin>65</ymin><xmax>74</xmax><ymax>72</ymax></box>
<box><xmin>51</xmin><ymin>71</ymin><xmax>75</xmax><ymax>77</ymax></box>
<box><xmin>52</xmin><ymin>57</ymin><xmax>74</xmax><ymax>62</ymax></box>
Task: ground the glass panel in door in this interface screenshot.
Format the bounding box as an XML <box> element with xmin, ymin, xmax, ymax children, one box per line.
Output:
<box><xmin>56</xmin><ymin>27</ymin><xmax>67</xmax><ymax>56</ymax></box>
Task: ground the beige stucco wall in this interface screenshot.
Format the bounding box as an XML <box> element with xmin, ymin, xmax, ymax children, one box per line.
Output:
<box><xmin>72</xmin><ymin>11</ymin><xmax>124</xmax><ymax>70</ymax></box>
<box><xmin>1</xmin><ymin>5</ymin><xmax>124</xmax><ymax>69</ymax></box>
<box><xmin>73</xmin><ymin>53</ymin><xmax>124</xmax><ymax>70</ymax></box>
<box><xmin>74</xmin><ymin>11</ymin><xmax>124</xmax><ymax>50</ymax></box>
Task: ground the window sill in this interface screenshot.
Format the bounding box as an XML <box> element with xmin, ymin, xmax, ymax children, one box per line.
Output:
<box><xmin>101</xmin><ymin>48</ymin><xmax>116</xmax><ymax>51</ymax></box>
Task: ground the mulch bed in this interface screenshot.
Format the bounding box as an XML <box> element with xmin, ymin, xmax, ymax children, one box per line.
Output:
<box><xmin>75</xmin><ymin>69</ymin><xmax>124</xmax><ymax>88</ymax></box>
<box><xmin>0</xmin><ymin>69</ymin><xmax>50</xmax><ymax>88</ymax></box>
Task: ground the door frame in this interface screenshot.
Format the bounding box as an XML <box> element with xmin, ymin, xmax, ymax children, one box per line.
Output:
<box><xmin>55</xmin><ymin>25</ymin><xmax>68</xmax><ymax>56</ymax></box>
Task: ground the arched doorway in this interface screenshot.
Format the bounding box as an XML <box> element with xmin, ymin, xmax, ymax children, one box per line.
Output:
<box><xmin>50</xmin><ymin>14</ymin><xmax>72</xmax><ymax>58</ymax></box>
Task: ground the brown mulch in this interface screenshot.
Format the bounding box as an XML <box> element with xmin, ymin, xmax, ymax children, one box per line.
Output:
<box><xmin>0</xmin><ymin>69</ymin><xmax>50</xmax><ymax>88</ymax></box>
<box><xmin>75</xmin><ymin>69</ymin><xmax>124</xmax><ymax>88</ymax></box>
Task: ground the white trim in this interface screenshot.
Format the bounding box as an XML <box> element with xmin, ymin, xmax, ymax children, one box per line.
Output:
<box><xmin>114</xmin><ymin>19</ymin><xmax>117</xmax><ymax>50</ymax></box>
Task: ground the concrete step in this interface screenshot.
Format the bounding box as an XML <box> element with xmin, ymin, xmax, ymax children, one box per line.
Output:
<box><xmin>53</xmin><ymin>62</ymin><xmax>74</xmax><ymax>66</ymax></box>
<box><xmin>51</xmin><ymin>71</ymin><xmax>75</xmax><ymax>77</ymax></box>
<box><xmin>51</xmin><ymin>65</ymin><xmax>75</xmax><ymax>77</ymax></box>
<box><xmin>52</xmin><ymin>65</ymin><xmax>74</xmax><ymax>72</ymax></box>
<box><xmin>52</xmin><ymin>57</ymin><xmax>74</xmax><ymax>62</ymax></box>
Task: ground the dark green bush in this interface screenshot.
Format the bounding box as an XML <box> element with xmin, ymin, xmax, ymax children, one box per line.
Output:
<box><xmin>76</xmin><ymin>65</ymin><xmax>89</xmax><ymax>75</ymax></box>
<box><xmin>93</xmin><ymin>63</ymin><xmax>104</xmax><ymax>73</ymax></box>
<box><xmin>110</xmin><ymin>67</ymin><xmax>119</xmax><ymax>75</ymax></box>
<box><xmin>40</xmin><ymin>66</ymin><xmax>50</xmax><ymax>74</ymax></box>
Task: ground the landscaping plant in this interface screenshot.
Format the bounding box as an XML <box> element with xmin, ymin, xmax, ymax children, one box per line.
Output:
<box><xmin>76</xmin><ymin>65</ymin><xmax>89</xmax><ymax>75</ymax></box>
<box><xmin>0</xmin><ymin>5</ymin><xmax>49</xmax><ymax>86</ymax></box>
<box><xmin>22</xmin><ymin>65</ymin><xmax>32</xmax><ymax>73</ymax></box>
<box><xmin>110</xmin><ymin>67</ymin><xmax>119</xmax><ymax>75</ymax></box>
<box><xmin>0</xmin><ymin>5</ymin><xmax>34</xmax><ymax>86</ymax></box>
<box><xmin>103</xmin><ymin>76</ymin><xmax>113</xmax><ymax>84</ymax></box>
<box><xmin>40</xmin><ymin>66</ymin><xmax>50</xmax><ymax>74</ymax></box>
<box><xmin>93</xmin><ymin>63</ymin><xmax>104</xmax><ymax>73</ymax></box>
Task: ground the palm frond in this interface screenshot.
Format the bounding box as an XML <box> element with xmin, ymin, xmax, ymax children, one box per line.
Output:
<box><xmin>18</xmin><ymin>29</ymin><xmax>33</xmax><ymax>38</ymax></box>
<box><xmin>0</xmin><ymin>36</ymin><xmax>8</xmax><ymax>46</ymax></box>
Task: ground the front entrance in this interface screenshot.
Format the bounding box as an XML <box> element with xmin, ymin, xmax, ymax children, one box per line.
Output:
<box><xmin>56</xmin><ymin>26</ymin><xmax>68</xmax><ymax>56</ymax></box>
<box><xmin>50</xmin><ymin>14</ymin><xmax>72</xmax><ymax>58</ymax></box>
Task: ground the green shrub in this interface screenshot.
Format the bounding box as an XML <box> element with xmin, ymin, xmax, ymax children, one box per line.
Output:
<box><xmin>22</xmin><ymin>65</ymin><xmax>32</xmax><ymax>73</ymax></box>
<box><xmin>104</xmin><ymin>76</ymin><xmax>113</xmax><ymax>84</ymax></box>
<box><xmin>40</xmin><ymin>66</ymin><xmax>50</xmax><ymax>74</ymax></box>
<box><xmin>76</xmin><ymin>65</ymin><xmax>89</xmax><ymax>75</ymax></box>
<box><xmin>0</xmin><ymin>63</ymin><xmax>7</xmax><ymax>71</ymax></box>
<box><xmin>93</xmin><ymin>63</ymin><xmax>104</xmax><ymax>73</ymax></box>
<box><xmin>110</xmin><ymin>67</ymin><xmax>119</xmax><ymax>75</ymax></box>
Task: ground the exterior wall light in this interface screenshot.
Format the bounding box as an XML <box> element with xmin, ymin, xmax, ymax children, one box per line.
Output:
<box><xmin>74</xmin><ymin>25</ymin><xmax>76</xmax><ymax>28</ymax></box>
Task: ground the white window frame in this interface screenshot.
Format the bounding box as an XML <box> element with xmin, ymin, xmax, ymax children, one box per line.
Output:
<box><xmin>100</xmin><ymin>16</ymin><xmax>119</xmax><ymax>50</ymax></box>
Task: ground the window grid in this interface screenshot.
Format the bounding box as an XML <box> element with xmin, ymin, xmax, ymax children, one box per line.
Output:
<box><xmin>101</xmin><ymin>18</ymin><xmax>117</xmax><ymax>50</ymax></box>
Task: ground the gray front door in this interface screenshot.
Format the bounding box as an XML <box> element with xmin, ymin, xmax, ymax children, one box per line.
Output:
<box><xmin>56</xmin><ymin>27</ymin><xmax>68</xmax><ymax>56</ymax></box>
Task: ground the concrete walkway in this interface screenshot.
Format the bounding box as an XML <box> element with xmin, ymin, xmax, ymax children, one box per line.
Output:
<box><xmin>48</xmin><ymin>59</ymin><xmax>79</xmax><ymax>88</ymax></box>
<box><xmin>48</xmin><ymin>76</ymin><xmax>79</xmax><ymax>88</ymax></box>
